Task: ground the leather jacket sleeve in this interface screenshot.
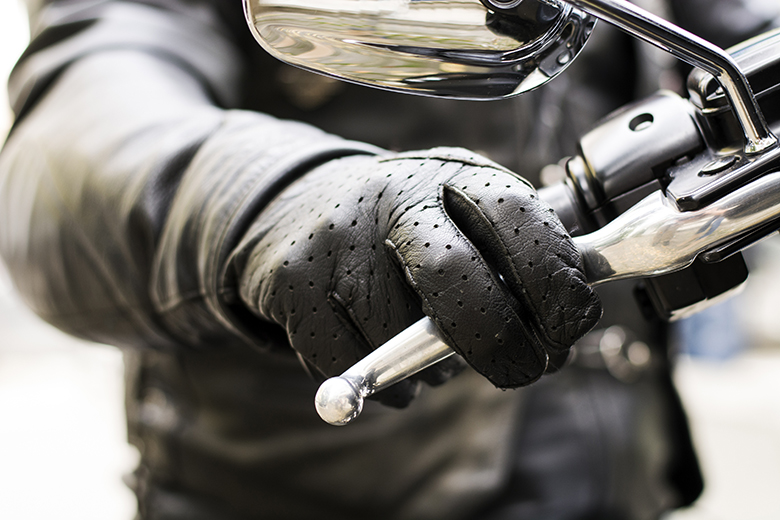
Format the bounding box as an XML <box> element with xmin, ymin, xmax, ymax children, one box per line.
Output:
<box><xmin>0</xmin><ymin>0</ymin><xmax>378</xmax><ymax>352</ymax></box>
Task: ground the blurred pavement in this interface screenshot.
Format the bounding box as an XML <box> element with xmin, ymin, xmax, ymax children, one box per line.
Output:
<box><xmin>0</xmin><ymin>267</ymin><xmax>139</xmax><ymax>520</ymax></box>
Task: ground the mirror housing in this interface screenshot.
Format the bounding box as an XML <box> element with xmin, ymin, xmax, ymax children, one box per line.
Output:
<box><xmin>243</xmin><ymin>0</ymin><xmax>595</xmax><ymax>99</ymax></box>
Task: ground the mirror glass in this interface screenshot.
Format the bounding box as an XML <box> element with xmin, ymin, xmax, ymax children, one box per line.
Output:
<box><xmin>244</xmin><ymin>0</ymin><xmax>596</xmax><ymax>99</ymax></box>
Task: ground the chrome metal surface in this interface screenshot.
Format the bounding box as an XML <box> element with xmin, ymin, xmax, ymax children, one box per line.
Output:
<box><xmin>575</xmin><ymin>171</ymin><xmax>780</xmax><ymax>283</ymax></box>
<box><xmin>564</xmin><ymin>0</ymin><xmax>777</xmax><ymax>155</ymax></box>
<box><xmin>243</xmin><ymin>0</ymin><xmax>595</xmax><ymax>99</ymax></box>
<box><xmin>316</xmin><ymin>172</ymin><xmax>780</xmax><ymax>424</ymax></box>
<box><xmin>315</xmin><ymin>318</ymin><xmax>453</xmax><ymax>425</ymax></box>
<box><xmin>688</xmin><ymin>28</ymin><xmax>780</xmax><ymax>112</ymax></box>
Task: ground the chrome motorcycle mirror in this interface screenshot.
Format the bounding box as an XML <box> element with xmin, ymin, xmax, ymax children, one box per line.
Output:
<box><xmin>244</xmin><ymin>0</ymin><xmax>775</xmax><ymax>154</ymax></box>
<box><xmin>243</xmin><ymin>0</ymin><xmax>596</xmax><ymax>99</ymax></box>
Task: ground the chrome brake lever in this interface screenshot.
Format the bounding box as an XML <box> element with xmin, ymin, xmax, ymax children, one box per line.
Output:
<box><xmin>315</xmin><ymin>171</ymin><xmax>780</xmax><ymax>425</ymax></box>
<box><xmin>315</xmin><ymin>318</ymin><xmax>453</xmax><ymax>426</ymax></box>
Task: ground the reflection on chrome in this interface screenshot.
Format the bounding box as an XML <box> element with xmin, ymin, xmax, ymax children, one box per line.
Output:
<box><xmin>315</xmin><ymin>318</ymin><xmax>452</xmax><ymax>426</ymax></box>
<box><xmin>576</xmin><ymin>170</ymin><xmax>780</xmax><ymax>284</ymax></box>
<box><xmin>243</xmin><ymin>0</ymin><xmax>595</xmax><ymax>99</ymax></box>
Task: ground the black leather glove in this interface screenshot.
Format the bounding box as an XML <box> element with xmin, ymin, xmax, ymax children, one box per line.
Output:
<box><xmin>233</xmin><ymin>148</ymin><xmax>602</xmax><ymax>403</ymax></box>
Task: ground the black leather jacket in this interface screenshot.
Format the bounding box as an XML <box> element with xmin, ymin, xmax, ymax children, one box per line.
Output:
<box><xmin>1</xmin><ymin>1</ymin><xmax>775</xmax><ymax>518</ymax></box>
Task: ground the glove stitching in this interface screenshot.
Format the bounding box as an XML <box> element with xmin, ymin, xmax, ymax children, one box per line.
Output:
<box><xmin>328</xmin><ymin>290</ymin><xmax>379</xmax><ymax>354</ymax></box>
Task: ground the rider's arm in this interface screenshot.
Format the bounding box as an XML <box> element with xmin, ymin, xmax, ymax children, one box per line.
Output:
<box><xmin>0</xmin><ymin>0</ymin><xmax>601</xmax><ymax>399</ymax></box>
<box><xmin>2</xmin><ymin>0</ymin><xmax>378</xmax><ymax>351</ymax></box>
<box><xmin>0</xmin><ymin>2</ymin><xmax>380</xmax><ymax>348</ymax></box>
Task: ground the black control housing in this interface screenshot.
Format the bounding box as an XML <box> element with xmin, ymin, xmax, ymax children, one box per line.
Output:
<box><xmin>540</xmin><ymin>29</ymin><xmax>780</xmax><ymax>320</ymax></box>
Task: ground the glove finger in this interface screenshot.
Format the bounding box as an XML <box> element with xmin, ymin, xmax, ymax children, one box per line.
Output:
<box><xmin>442</xmin><ymin>174</ymin><xmax>601</xmax><ymax>352</ymax></box>
<box><xmin>252</xmin><ymin>246</ymin><xmax>445</xmax><ymax>407</ymax></box>
<box><xmin>309</xmin><ymin>172</ymin><xmax>466</xmax><ymax>392</ymax></box>
<box><xmin>386</xmin><ymin>189</ymin><xmax>550</xmax><ymax>388</ymax></box>
<box><xmin>241</xmin><ymin>178</ymin><xmax>442</xmax><ymax>386</ymax></box>
<box><xmin>240</xmin><ymin>224</ymin><xmax>378</xmax><ymax>377</ymax></box>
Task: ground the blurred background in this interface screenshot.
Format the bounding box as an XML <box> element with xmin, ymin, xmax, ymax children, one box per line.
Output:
<box><xmin>0</xmin><ymin>1</ymin><xmax>139</xmax><ymax>518</ymax></box>
<box><xmin>0</xmin><ymin>0</ymin><xmax>779</xmax><ymax>519</ymax></box>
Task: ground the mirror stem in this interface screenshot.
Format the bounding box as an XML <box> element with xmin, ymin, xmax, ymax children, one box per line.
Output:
<box><xmin>564</xmin><ymin>0</ymin><xmax>776</xmax><ymax>155</ymax></box>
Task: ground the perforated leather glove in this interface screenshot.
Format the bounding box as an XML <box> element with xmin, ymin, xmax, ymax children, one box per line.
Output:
<box><xmin>233</xmin><ymin>148</ymin><xmax>602</xmax><ymax>404</ymax></box>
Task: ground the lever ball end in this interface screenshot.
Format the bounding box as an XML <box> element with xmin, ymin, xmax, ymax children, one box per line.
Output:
<box><xmin>315</xmin><ymin>377</ymin><xmax>363</xmax><ymax>426</ymax></box>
